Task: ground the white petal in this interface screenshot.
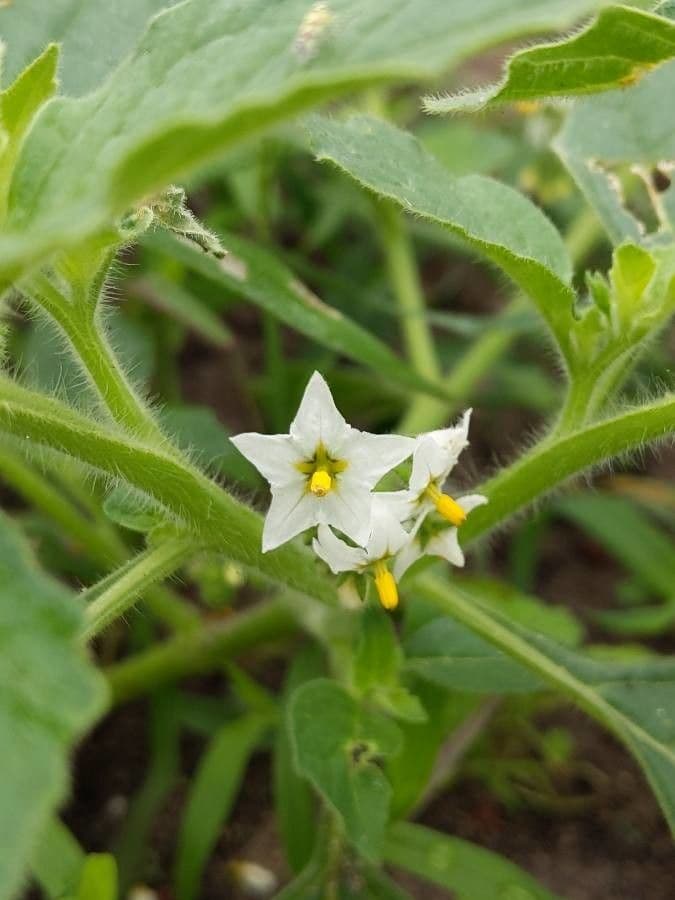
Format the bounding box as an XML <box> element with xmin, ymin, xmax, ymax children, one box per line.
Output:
<box><xmin>457</xmin><ymin>493</ymin><xmax>488</xmax><ymax>515</ymax></box>
<box><xmin>376</xmin><ymin>490</ymin><xmax>417</xmax><ymax>524</ymax></box>
<box><xmin>290</xmin><ymin>371</ymin><xmax>350</xmax><ymax>457</ymax></box>
<box><xmin>337</xmin><ymin>431</ymin><xmax>415</xmax><ymax>487</ymax></box>
<box><xmin>425</xmin><ymin>408</ymin><xmax>473</xmax><ymax>457</ymax></box>
<box><xmin>262</xmin><ymin>485</ymin><xmax>317</xmax><ymax>552</ymax></box>
<box><xmin>319</xmin><ymin>480</ymin><xmax>372</xmax><ymax>546</ymax></box>
<box><xmin>426</xmin><ymin>528</ymin><xmax>465</xmax><ymax>567</ymax></box>
<box><xmin>409</xmin><ymin>435</ymin><xmax>452</xmax><ymax>494</ymax></box>
<box><xmin>312</xmin><ymin>524</ymin><xmax>367</xmax><ymax>573</ymax></box>
<box><xmin>230</xmin><ymin>432</ymin><xmax>304</xmax><ymax>488</ymax></box>
<box><xmin>393</xmin><ymin>537</ymin><xmax>423</xmax><ymax>580</ymax></box>
<box><xmin>366</xmin><ymin>496</ymin><xmax>410</xmax><ymax>560</ymax></box>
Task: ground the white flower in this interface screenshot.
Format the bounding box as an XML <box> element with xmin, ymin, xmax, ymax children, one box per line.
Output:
<box><xmin>313</xmin><ymin>495</ymin><xmax>410</xmax><ymax>610</ymax></box>
<box><xmin>389</xmin><ymin>408</ymin><xmax>487</xmax><ymax>579</ymax></box>
<box><xmin>231</xmin><ymin>371</ymin><xmax>414</xmax><ymax>552</ymax></box>
<box><xmin>401</xmin><ymin>409</ymin><xmax>487</xmax><ymax>527</ymax></box>
<box><xmin>393</xmin><ymin>493</ymin><xmax>487</xmax><ymax>580</ymax></box>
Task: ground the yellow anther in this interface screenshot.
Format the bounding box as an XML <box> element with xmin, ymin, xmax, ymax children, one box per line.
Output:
<box><xmin>425</xmin><ymin>483</ymin><xmax>466</xmax><ymax>526</ymax></box>
<box><xmin>310</xmin><ymin>469</ymin><xmax>333</xmax><ymax>497</ymax></box>
<box><xmin>374</xmin><ymin>560</ymin><xmax>398</xmax><ymax>611</ymax></box>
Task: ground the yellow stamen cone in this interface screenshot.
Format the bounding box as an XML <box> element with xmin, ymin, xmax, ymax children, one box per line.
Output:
<box><xmin>426</xmin><ymin>483</ymin><xmax>466</xmax><ymax>526</ymax></box>
<box><xmin>374</xmin><ymin>561</ymin><xmax>398</xmax><ymax>611</ymax></box>
<box><xmin>310</xmin><ymin>469</ymin><xmax>332</xmax><ymax>497</ymax></box>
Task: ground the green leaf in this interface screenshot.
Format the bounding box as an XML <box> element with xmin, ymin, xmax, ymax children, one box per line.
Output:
<box><xmin>0</xmin><ymin>43</ymin><xmax>59</xmax><ymax>219</ymax></box>
<box><xmin>146</xmin><ymin>230</ymin><xmax>451</xmax><ymax>403</ymax></box>
<box><xmin>274</xmin><ymin>646</ymin><xmax>324</xmax><ymax>873</ymax></box>
<box><xmin>424</xmin><ymin>5</ymin><xmax>675</xmax><ymax>114</ymax></box>
<box><xmin>0</xmin><ymin>0</ymin><xmax>174</xmax><ymax>96</ymax></box>
<box><xmin>306</xmin><ymin>114</ymin><xmax>576</xmax><ymax>359</ymax></box>
<box><xmin>353</xmin><ymin>603</ymin><xmax>401</xmax><ymax>694</ymax></box>
<box><xmin>1</xmin><ymin>0</ymin><xmax>606</xmax><ymax>284</ymax></box>
<box><xmin>103</xmin><ymin>485</ymin><xmax>164</xmax><ymax>533</ymax></box>
<box><xmin>404</xmin><ymin>616</ymin><xmax>542</xmax><ymax>693</ymax></box>
<box><xmin>0</xmin><ymin>511</ymin><xmax>107</xmax><ymax>900</ymax></box>
<box><xmin>554</xmin><ymin>60</ymin><xmax>675</xmax><ymax>244</ymax></box>
<box><xmin>384</xmin><ymin>822</ymin><xmax>559</xmax><ymax>900</ymax></box>
<box><xmin>174</xmin><ymin>714</ymin><xmax>268</xmax><ymax>900</ymax></box>
<box><xmin>417</xmin><ymin>575</ymin><xmax>675</xmax><ymax>835</ymax></box>
<box><xmin>289</xmin><ymin>679</ymin><xmax>401</xmax><ymax>861</ymax></box>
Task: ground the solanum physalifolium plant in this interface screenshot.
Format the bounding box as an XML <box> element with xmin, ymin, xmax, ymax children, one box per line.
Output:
<box><xmin>1</xmin><ymin>1</ymin><xmax>675</xmax><ymax>898</ymax></box>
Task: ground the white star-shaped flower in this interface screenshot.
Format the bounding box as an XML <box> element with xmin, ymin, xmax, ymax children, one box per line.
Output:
<box><xmin>312</xmin><ymin>495</ymin><xmax>410</xmax><ymax>610</ymax></box>
<box><xmin>231</xmin><ymin>371</ymin><xmax>414</xmax><ymax>552</ymax></box>
<box><xmin>402</xmin><ymin>409</ymin><xmax>487</xmax><ymax>527</ymax></box>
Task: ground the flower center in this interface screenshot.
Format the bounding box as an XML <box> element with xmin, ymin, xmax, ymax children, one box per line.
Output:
<box><xmin>424</xmin><ymin>482</ymin><xmax>466</xmax><ymax>526</ymax></box>
<box><xmin>296</xmin><ymin>443</ymin><xmax>348</xmax><ymax>498</ymax></box>
<box><xmin>373</xmin><ymin>559</ymin><xmax>398</xmax><ymax>610</ymax></box>
<box><xmin>309</xmin><ymin>468</ymin><xmax>332</xmax><ymax>497</ymax></box>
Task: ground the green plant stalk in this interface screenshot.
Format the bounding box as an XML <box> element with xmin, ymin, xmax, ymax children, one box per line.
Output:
<box><xmin>82</xmin><ymin>537</ymin><xmax>196</xmax><ymax>641</ymax></box>
<box><xmin>416</xmin><ymin>575</ymin><xmax>675</xmax><ymax>824</ymax></box>
<box><xmin>106</xmin><ymin>598</ymin><xmax>297</xmax><ymax>704</ymax></box>
<box><xmin>377</xmin><ymin>199</ymin><xmax>443</xmax><ymax>382</ymax></box>
<box><xmin>0</xmin><ymin>376</ymin><xmax>337</xmax><ymax>605</ymax></box>
<box><xmin>1</xmin><ymin>377</ymin><xmax>673</xmax><ymax>600</ymax></box>
<box><xmin>460</xmin><ymin>394</ymin><xmax>675</xmax><ymax>544</ymax></box>
<box><xmin>0</xmin><ymin>442</ymin><xmax>199</xmax><ymax>632</ymax></box>
<box><xmin>23</xmin><ymin>274</ymin><xmax>165</xmax><ymax>445</ymax></box>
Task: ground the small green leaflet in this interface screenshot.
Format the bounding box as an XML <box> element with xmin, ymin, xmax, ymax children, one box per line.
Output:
<box><xmin>307</xmin><ymin>114</ymin><xmax>577</xmax><ymax>360</ymax></box>
<box><xmin>0</xmin><ymin>512</ymin><xmax>107</xmax><ymax>900</ymax></box>
<box><xmin>147</xmin><ymin>230</ymin><xmax>451</xmax><ymax>402</ymax></box>
<box><xmin>289</xmin><ymin>679</ymin><xmax>401</xmax><ymax>861</ymax></box>
<box><xmin>424</xmin><ymin>5</ymin><xmax>675</xmax><ymax>113</ymax></box>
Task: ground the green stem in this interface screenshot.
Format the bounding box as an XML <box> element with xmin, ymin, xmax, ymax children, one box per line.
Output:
<box><xmin>0</xmin><ymin>376</ymin><xmax>337</xmax><ymax>605</ymax></box>
<box><xmin>461</xmin><ymin>394</ymin><xmax>675</xmax><ymax>544</ymax></box>
<box><xmin>376</xmin><ymin>200</ymin><xmax>442</xmax><ymax>383</ymax></box>
<box><xmin>0</xmin><ymin>442</ymin><xmax>119</xmax><ymax>564</ymax></box>
<box><xmin>417</xmin><ymin>575</ymin><xmax>672</xmax><ymax>770</ymax></box>
<box><xmin>106</xmin><ymin>599</ymin><xmax>297</xmax><ymax>704</ymax></box>
<box><xmin>61</xmin><ymin>309</ymin><xmax>166</xmax><ymax>444</ymax></box>
<box><xmin>82</xmin><ymin>537</ymin><xmax>196</xmax><ymax>641</ymax></box>
<box><xmin>0</xmin><ymin>441</ymin><xmax>199</xmax><ymax>632</ymax></box>
<box><xmin>23</xmin><ymin>275</ymin><xmax>165</xmax><ymax>444</ymax></box>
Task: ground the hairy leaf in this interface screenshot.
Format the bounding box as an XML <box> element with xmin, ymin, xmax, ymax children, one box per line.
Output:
<box><xmin>425</xmin><ymin>5</ymin><xmax>675</xmax><ymax>113</ymax></box>
<box><xmin>306</xmin><ymin>114</ymin><xmax>576</xmax><ymax>358</ymax></box>
<box><xmin>0</xmin><ymin>512</ymin><xmax>107</xmax><ymax>899</ymax></box>
<box><xmin>289</xmin><ymin>679</ymin><xmax>401</xmax><ymax>861</ymax></box>
<box><xmin>1</xmin><ymin>0</ymin><xmax>605</xmax><ymax>284</ymax></box>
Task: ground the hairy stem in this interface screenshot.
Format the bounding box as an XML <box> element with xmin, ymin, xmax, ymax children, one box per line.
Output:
<box><xmin>461</xmin><ymin>394</ymin><xmax>675</xmax><ymax>544</ymax></box>
<box><xmin>82</xmin><ymin>537</ymin><xmax>196</xmax><ymax>641</ymax></box>
<box><xmin>0</xmin><ymin>442</ymin><xmax>199</xmax><ymax>631</ymax></box>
